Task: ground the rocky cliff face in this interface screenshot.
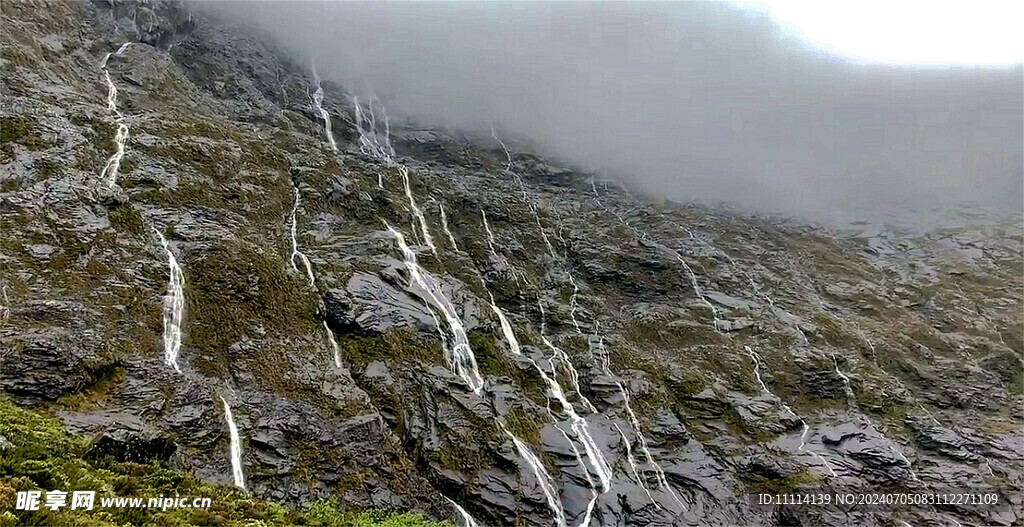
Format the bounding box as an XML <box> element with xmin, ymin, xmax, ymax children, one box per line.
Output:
<box><xmin>2</xmin><ymin>2</ymin><xmax>1022</xmax><ymax>527</ymax></box>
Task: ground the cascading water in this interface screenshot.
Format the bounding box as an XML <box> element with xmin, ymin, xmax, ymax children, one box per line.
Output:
<box><xmin>438</xmin><ymin>201</ymin><xmax>459</xmax><ymax>251</ymax></box>
<box><xmin>310</xmin><ymin>63</ymin><xmax>338</xmax><ymax>152</ymax></box>
<box><xmin>385</xmin><ymin>223</ymin><xmax>483</xmax><ymax>392</ymax></box>
<box><xmin>778</xmin><ymin>253</ymin><xmax>924</xmax><ymax>480</ymax></box>
<box><xmin>507</xmin><ymin>432</ymin><xmax>568</xmax><ymax>527</ymax></box>
<box><xmin>480</xmin><ymin>210</ymin><xmax>500</xmax><ymax>262</ymax></box>
<box><xmin>99</xmin><ymin>43</ymin><xmax>132</xmax><ymax>188</ymax></box>
<box><xmin>476</xmin><ymin>208</ymin><xmax>618</xmax><ymax>522</ymax></box>
<box><xmin>592</xmin><ymin>331</ymin><xmax>687</xmax><ymax>509</ymax></box>
<box><xmin>443</xmin><ymin>497</ymin><xmax>482</xmax><ymax>527</ymax></box>
<box><xmin>398</xmin><ymin>164</ymin><xmax>436</xmax><ymax>256</ymax></box>
<box><xmin>324</xmin><ymin>320</ymin><xmax>342</xmax><ymax>369</ymax></box>
<box><xmin>352</xmin><ymin>95</ymin><xmax>395</xmax><ymax>187</ymax></box>
<box><xmin>482</xmin><ymin>137</ymin><xmax>685</xmax><ymax>512</ymax></box>
<box><xmin>288</xmin><ymin>182</ymin><xmax>344</xmax><ymax>368</ymax></box>
<box><xmin>289</xmin><ymin>185</ymin><xmax>316</xmax><ymax>286</ymax></box>
<box><xmin>490</xmin><ymin>298</ymin><xmax>613</xmax><ymax>498</ymax></box>
<box><xmin>154</xmin><ymin>229</ymin><xmax>184</xmax><ymax>373</ymax></box>
<box><xmin>386</xmin><ymin>223</ymin><xmax>574</xmax><ymax>525</ymax></box>
<box><xmin>655</xmin><ymin>216</ymin><xmax>923</xmax><ymax>484</ymax></box>
<box><xmin>590</xmin><ymin>185</ymin><xmax>720</xmax><ymax>331</ymax></box>
<box><xmin>491</xmin><ymin>130</ymin><xmax>557</xmax><ymax>259</ymax></box>
<box><xmin>220</xmin><ymin>396</ymin><xmax>246</xmax><ymax>490</ymax></box>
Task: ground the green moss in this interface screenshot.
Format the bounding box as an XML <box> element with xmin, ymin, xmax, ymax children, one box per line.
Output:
<box><xmin>810</xmin><ymin>313</ymin><xmax>862</xmax><ymax>349</ymax></box>
<box><xmin>33</xmin><ymin>158</ymin><xmax>61</xmax><ymax>179</ymax></box>
<box><xmin>665</xmin><ymin>369</ymin><xmax>708</xmax><ymax>402</ymax></box>
<box><xmin>307</xmin><ymin>499</ymin><xmax>453</xmax><ymax>527</ymax></box>
<box><xmin>467</xmin><ymin>330</ymin><xmax>545</xmax><ymax>400</ymax></box>
<box><xmin>502</xmin><ymin>407</ymin><xmax>540</xmax><ymax>447</ymax></box>
<box><xmin>108</xmin><ymin>204</ymin><xmax>145</xmax><ymax>234</ymax></box>
<box><xmin>1007</xmin><ymin>365</ymin><xmax>1024</xmax><ymax>396</ymax></box>
<box><xmin>0</xmin><ymin>396</ymin><xmax>452</xmax><ymax>526</ymax></box>
<box><xmin>432</xmin><ymin>441</ymin><xmax>490</xmax><ymax>475</ymax></box>
<box><xmin>338</xmin><ymin>330</ymin><xmax>445</xmax><ymax>369</ymax></box>
<box><xmin>186</xmin><ymin>240</ymin><xmax>319</xmax><ymax>355</ymax></box>
<box><xmin>1</xmin><ymin>115</ymin><xmax>48</xmax><ymax>160</ymax></box>
<box><xmin>745</xmin><ymin>469</ymin><xmax>821</xmax><ymax>495</ymax></box>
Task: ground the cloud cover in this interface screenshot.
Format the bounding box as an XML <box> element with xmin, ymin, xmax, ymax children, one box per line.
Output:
<box><xmin>204</xmin><ymin>1</ymin><xmax>1023</xmax><ymax>228</ymax></box>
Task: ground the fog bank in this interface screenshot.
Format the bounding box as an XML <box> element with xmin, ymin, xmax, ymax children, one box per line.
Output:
<box><xmin>204</xmin><ymin>2</ymin><xmax>1023</xmax><ymax>229</ymax></box>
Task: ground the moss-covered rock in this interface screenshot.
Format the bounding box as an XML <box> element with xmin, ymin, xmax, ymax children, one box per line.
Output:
<box><xmin>0</xmin><ymin>396</ymin><xmax>452</xmax><ymax>527</ymax></box>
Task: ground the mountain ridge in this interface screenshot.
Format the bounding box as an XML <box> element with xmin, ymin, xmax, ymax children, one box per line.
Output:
<box><xmin>1</xmin><ymin>2</ymin><xmax>1021</xmax><ymax>526</ymax></box>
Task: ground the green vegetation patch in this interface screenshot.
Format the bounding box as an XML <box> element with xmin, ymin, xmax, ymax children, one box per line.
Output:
<box><xmin>185</xmin><ymin>239</ymin><xmax>320</xmax><ymax>355</ymax></box>
<box><xmin>0</xmin><ymin>396</ymin><xmax>451</xmax><ymax>527</ymax></box>
<box><xmin>107</xmin><ymin>204</ymin><xmax>145</xmax><ymax>234</ymax></box>
<box><xmin>1</xmin><ymin>115</ymin><xmax>49</xmax><ymax>161</ymax></box>
<box><xmin>502</xmin><ymin>407</ymin><xmax>541</xmax><ymax>447</ymax></box>
<box><xmin>337</xmin><ymin>329</ymin><xmax>445</xmax><ymax>368</ymax></box>
<box><xmin>744</xmin><ymin>468</ymin><xmax>821</xmax><ymax>495</ymax></box>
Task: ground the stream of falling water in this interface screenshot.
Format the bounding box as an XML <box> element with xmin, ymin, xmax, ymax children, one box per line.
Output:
<box><xmin>387</xmin><ymin>222</ymin><xmax>574</xmax><ymax>525</ymax></box>
<box><xmin>290</xmin><ymin>179</ymin><xmax>343</xmax><ymax>368</ymax></box>
<box><xmin>347</xmin><ymin>95</ymin><xmax>567</xmax><ymax>522</ymax></box>
<box><xmin>310</xmin><ymin>63</ymin><xmax>338</xmax><ymax>152</ymax></box>
<box><xmin>508</xmin><ymin>432</ymin><xmax>568</xmax><ymax>527</ymax></box>
<box><xmin>488</xmin><ymin>134</ymin><xmax>686</xmax><ymax>511</ymax></box>
<box><xmin>398</xmin><ymin>164</ymin><xmax>436</xmax><ymax>255</ymax></box>
<box><xmin>491</xmin><ymin>129</ymin><xmax>557</xmax><ymax>259</ymax></box>
<box><xmin>443</xmin><ymin>496</ymin><xmax>482</xmax><ymax>527</ymax></box>
<box><xmin>590</xmin><ymin>185</ymin><xmax>720</xmax><ymax>331</ymax></box>
<box><xmin>289</xmin><ymin>185</ymin><xmax>316</xmax><ymax>286</ymax></box>
<box><xmin>664</xmin><ymin>212</ymin><xmax>927</xmax><ymax>483</ymax></box>
<box><xmin>154</xmin><ymin>229</ymin><xmax>184</xmax><ymax>373</ymax></box>
<box><xmin>99</xmin><ymin>43</ymin><xmax>131</xmax><ymax>187</ymax></box>
<box><xmin>746</xmin><ymin>346</ymin><xmax>837</xmax><ymax>477</ymax></box>
<box><xmin>491</xmin><ymin>297</ymin><xmax>613</xmax><ymax>497</ymax></box>
<box><xmin>353</xmin><ymin>95</ymin><xmax>394</xmax><ymax>187</ymax></box>
<box><xmin>480</xmin><ymin>210</ymin><xmax>500</xmax><ymax>261</ymax></box>
<box><xmin>779</xmin><ymin>252</ymin><xmax>923</xmax><ymax>481</ymax></box>
<box><xmin>475</xmin><ymin>201</ymin><xmax>617</xmax><ymax>523</ymax></box>
<box><xmin>220</xmin><ymin>396</ymin><xmax>246</xmax><ymax>490</ymax></box>
<box><xmin>438</xmin><ymin>201</ymin><xmax>458</xmax><ymax>251</ymax></box>
<box><xmin>592</xmin><ymin>329</ymin><xmax>686</xmax><ymax>509</ymax></box>
<box><xmin>386</xmin><ymin>223</ymin><xmax>483</xmax><ymax>393</ymax></box>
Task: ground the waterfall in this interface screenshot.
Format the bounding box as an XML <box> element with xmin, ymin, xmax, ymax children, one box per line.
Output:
<box><xmin>484</xmin><ymin>136</ymin><xmax>685</xmax><ymax>511</ymax></box>
<box><xmin>289</xmin><ymin>185</ymin><xmax>315</xmax><ymax>286</ymax></box>
<box><xmin>594</xmin><ymin>332</ymin><xmax>686</xmax><ymax>509</ymax></box>
<box><xmin>388</xmin><ymin>223</ymin><xmax>575</xmax><ymax>524</ymax></box>
<box><xmin>385</xmin><ymin>223</ymin><xmax>484</xmax><ymax>393</ymax></box>
<box><xmin>324</xmin><ymin>320</ymin><xmax>342</xmax><ymax>368</ymax></box>
<box><xmin>220</xmin><ymin>396</ymin><xmax>246</xmax><ymax>490</ymax></box>
<box><xmin>480</xmin><ymin>210</ymin><xmax>500</xmax><ymax>262</ymax></box>
<box><xmin>491</xmin><ymin>300</ymin><xmax>613</xmax><ymax>494</ymax></box>
<box><xmin>438</xmin><ymin>202</ymin><xmax>459</xmax><ymax>251</ymax></box>
<box><xmin>99</xmin><ymin>43</ymin><xmax>132</xmax><ymax>188</ymax></box>
<box><xmin>353</xmin><ymin>95</ymin><xmax>394</xmax><ymax>188</ymax></box>
<box><xmin>154</xmin><ymin>229</ymin><xmax>184</xmax><ymax>373</ymax></box>
<box><xmin>288</xmin><ymin>184</ymin><xmax>346</xmax><ymax>369</ymax></box>
<box><xmin>590</xmin><ymin>185</ymin><xmax>721</xmax><ymax>331</ymax></box>
<box><xmin>491</xmin><ymin>130</ymin><xmax>557</xmax><ymax>259</ymax></box>
<box><xmin>443</xmin><ymin>497</ymin><xmax>482</xmax><ymax>527</ymax></box>
<box><xmin>398</xmin><ymin>165</ymin><xmax>436</xmax><ymax>256</ymax></box>
<box><xmin>507</xmin><ymin>432</ymin><xmax>568</xmax><ymax>527</ymax></box>
<box><xmin>310</xmin><ymin>63</ymin><xmax>338</xmax><ymax>152</ymax></box>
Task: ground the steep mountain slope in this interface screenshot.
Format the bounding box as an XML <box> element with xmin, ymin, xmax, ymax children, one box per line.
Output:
<box><xmin>2</xmin><ymin>2</ymin><xmax>1021</xmax><ymax>527</ymax></box>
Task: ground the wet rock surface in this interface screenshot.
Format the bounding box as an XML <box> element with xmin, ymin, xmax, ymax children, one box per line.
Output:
<box><xmin>2</xmin><ymin>2</ymin><xmax>1022</xmax><ymax>526</ymax></box>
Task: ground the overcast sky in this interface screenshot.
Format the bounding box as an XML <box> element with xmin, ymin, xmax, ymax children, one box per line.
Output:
<box><xmin>204</xmin><ymin>2</ymin><xmax>1023</xmax><ymax>229</ymax></box>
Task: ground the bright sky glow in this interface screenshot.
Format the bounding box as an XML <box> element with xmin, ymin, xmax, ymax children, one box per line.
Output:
<box><xmin>750</xmin><ymin>0</ymin><xmax>1024</xmax><ymax>65</ymax></box>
